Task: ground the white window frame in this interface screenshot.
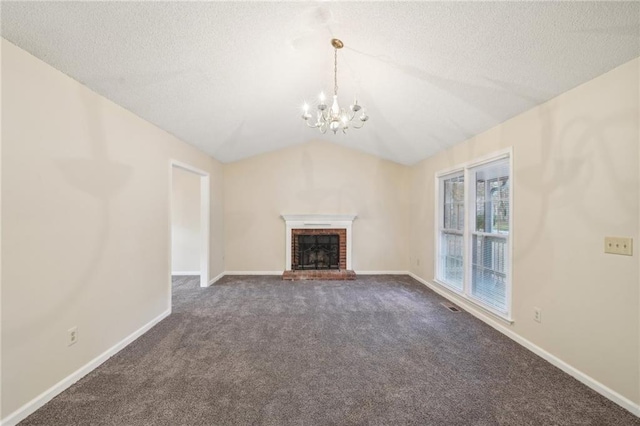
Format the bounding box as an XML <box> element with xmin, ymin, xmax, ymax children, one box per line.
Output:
<box><xmin>436</xmin><ymin>171</ymin><xmax>465</xmax><ymax>291</ymax></box>
<box><xmin>434</xmin><ymin>148</ymin><xmax>513</xmax><ymax>321</ymax></box>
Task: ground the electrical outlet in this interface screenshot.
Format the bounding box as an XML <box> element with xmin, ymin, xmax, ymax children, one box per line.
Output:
<box><xmin>68</xmin><ymin>326</ymin><xmax>78</xmax><ymax>346</ymax></box>
<box><xmin>604</xmin><ymin>237</ymin><xmax>633</xmax><ymax>256</ymax></box>
<box><xmin>533</xmin><ymin>307</ymin><xmax>542</xmax><ymax>323</ymax></box>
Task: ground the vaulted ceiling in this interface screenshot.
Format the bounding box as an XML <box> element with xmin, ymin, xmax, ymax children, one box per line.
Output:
<box><xmin>2</xmin><ymin>2</ymin><xmax>639</xmax><ymax>165</ymax></box>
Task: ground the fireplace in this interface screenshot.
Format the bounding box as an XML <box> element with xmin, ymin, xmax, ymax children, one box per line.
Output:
<box><xmin>281</xmin><ymin>214</ymin><xmax>357</xmax><ymax>280</ymax></box>
<box><xmin>295</xmin><ymin>234</ymin><xmax>339</xmax><ymax>270</ymax></box>
<box><xmin>293</xmin><ymin>230</ymin><xmax>344</xmax><ymax>270</ymax></box>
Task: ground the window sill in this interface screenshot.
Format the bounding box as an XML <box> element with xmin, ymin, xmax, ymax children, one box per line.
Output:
<box><xmin>432</xmin><ymin>278</ymin><xmax>514</xmax><ymax>325</ymax></box>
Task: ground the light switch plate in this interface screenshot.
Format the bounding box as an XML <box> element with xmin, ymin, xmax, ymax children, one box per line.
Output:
<box><xmin>604</xmin><ymin>237</ymin><xmax>633</xmax><ymax>256</ymax></box>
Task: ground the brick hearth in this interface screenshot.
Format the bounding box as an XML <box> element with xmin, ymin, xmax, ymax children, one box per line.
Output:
<box><xmin>282</xmin><ymin>269</ymin><xmax>356</xmax><ymax>280</ymax></box>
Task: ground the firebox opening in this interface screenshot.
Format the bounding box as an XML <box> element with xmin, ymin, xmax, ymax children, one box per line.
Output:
<box><xmin>295</xmin><ymin>234</ymin><xmax>340</xmax><ymax>270</ymax></box>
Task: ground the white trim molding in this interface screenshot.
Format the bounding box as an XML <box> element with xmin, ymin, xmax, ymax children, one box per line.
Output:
<box><xmin>208</xmin><ymin>271</ymin><xmax>225</xmax><ymax>286</ymax></box>
<box><xmin>169</xmin><ymin>159</ymin><xmax>210</xmax><ymax>289</ymax></box>
<box><xmin>408</xmin><ymin>272</ymin><xmax>640</xmax><ymax>418</ymax></box>
<box><xmin>214</xmin><ymin>271</ymin><xmax>414</xmax><ymax>278</ymax></box>
<box><xmin>0</xmin><ymin>309</ymin><xmax>171</xmax><ymax>426</ymax></box>
<box><xmin>281</xmin><ymin>214</ymin><xmax>357</xmax><ymax>271</ymax></box>
<box><xmin>171</xmin><ymin>271</ymin><xmax>200</xmax><ymax>276</ymax></box>
<box><xmin>224</xmin><ymin>271</ymin><xmax>283</xmax><ymax>276</ymax></box>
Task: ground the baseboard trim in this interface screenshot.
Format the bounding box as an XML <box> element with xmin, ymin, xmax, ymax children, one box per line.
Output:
<box><xmin>224</xmin><ymin>271</ymin><xmax>411</xmax><ymax>277</ymax></box>
<box><xmin>407</xmin><ymin>272</ymin><xmax>640</xmax><ymax>417</ymax></box>
<box><xmin>208</xmin><ymin>271</ymin><xmax>225</xmax><ymax>286</ymax></box>
<box><xmin>1</xmin><ymin>309</ymin><xmax>171</xmax><ymax>426</ymax></box>
<box><xmin>171</xmin><ymin>271</ymin><xmax>200</xmax><ymax>276</ymax></box>
<box><xmin>224</xmin><ymin>270</ymin><xmax>283</xmax><ymax>276</ymax></box>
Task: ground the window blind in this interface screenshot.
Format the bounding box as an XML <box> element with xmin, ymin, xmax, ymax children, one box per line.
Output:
<box><xmin>470</xmin><ymin>159</ymin><xmax>510</xmax><ymax>312</ymax></box>
<box><xmin>438</xmin><ymin>174</ymin><xmax>464</xmax><ymax>291</ymax></box>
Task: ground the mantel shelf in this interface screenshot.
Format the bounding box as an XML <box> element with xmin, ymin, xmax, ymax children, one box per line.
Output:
<box><xmin>281</xmin><ymin>214</ymin><xmax>357</xmax><ymax>223</ymax></box>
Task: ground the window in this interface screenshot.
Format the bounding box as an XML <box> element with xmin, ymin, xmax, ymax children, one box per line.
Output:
<box><xmin>438</xmin><ymin>173</ymin><xmax>464</xmax><ymax>291</ymax></box>
<box><xmin>436</xmin><ymin>153</ymin><xmax>511</xmax><ymax>318</ymax></box>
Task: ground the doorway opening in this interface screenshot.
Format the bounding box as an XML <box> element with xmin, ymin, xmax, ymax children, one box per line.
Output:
<box><xmin>170</xmin><ymin>160</ymin><xmax>210</xmax><ymax>292</ymax></box>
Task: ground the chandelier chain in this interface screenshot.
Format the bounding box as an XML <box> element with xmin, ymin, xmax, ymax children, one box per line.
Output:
<box><xmin>334</xmin><ymin>47</ymin><xmax>338</xmax><ymax>96</ymax></box>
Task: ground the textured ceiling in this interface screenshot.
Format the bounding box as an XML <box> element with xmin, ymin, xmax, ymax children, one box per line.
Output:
<box><xmin>2</xmin><ymin>2</ymin><xmax>639</xmax><ymax>165</ymax></box>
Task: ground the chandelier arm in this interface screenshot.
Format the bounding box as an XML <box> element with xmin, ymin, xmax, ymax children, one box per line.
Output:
<box><xmin>352</xmin><ymin>121</ymin><xmax>366</xmax><ymax>129</ymax></box>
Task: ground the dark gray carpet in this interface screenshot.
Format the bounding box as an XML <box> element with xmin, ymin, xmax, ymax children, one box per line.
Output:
<box><xmin>21</xmin><ymin>275</ymin><xmax>640</xmax><ymax>425</ymax></box>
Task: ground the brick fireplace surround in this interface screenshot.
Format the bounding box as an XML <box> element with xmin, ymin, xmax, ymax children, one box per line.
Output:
<box><xmin>281</xmin><ymin>214</ymin><xmax>357</xmax><ymax>281</ymax></box>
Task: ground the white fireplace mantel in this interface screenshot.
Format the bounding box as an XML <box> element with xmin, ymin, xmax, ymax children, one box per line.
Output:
<box><xmin>282</xmin><ymin>214</ymin><xmax>357</xmax><ymax>271</ymax></box>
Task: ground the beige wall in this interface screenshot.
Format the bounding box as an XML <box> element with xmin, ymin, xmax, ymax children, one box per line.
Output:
<box><xmin>0</xmin><ymin>37</ymin><xmax>3</xmax><ymax>423</ymax></box>
<box><xmin>1</xmin><ymin>36</ymin><xmax>638</xmax><ymax>419</ymax></box>
<box><xmin>171</xmin><ymin>167</ymin><xmax>201</xmax><ymax>273</ymax></box>
<box><xmin>224</xmin><ymin>141</ymin><xmax>409</xmax><ymax>272</ymax></box>
<box><xmin>0</xmin><ymin>39</ymin><xmax>224</xmax><ymax>418</ymax></box>
<box><xmin>409</xmin><ymin>58</ymin><xmax>640</xmax><ymax>405</ymax></box>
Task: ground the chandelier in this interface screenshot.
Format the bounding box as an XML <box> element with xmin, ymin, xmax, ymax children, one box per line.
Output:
<box><xmin>302</xmin><ymin>38</ymin><xmax>369</xmax><ymax>134</ymax></box>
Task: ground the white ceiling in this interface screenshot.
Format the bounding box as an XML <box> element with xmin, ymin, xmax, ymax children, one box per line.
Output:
<box><xmin>2</xmin><ymin>2</ymin><xmax>639</xmax><ymax>165</ymax></box>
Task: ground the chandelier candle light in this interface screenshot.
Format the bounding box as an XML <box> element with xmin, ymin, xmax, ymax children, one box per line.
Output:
<box><xmin>302</xmin><ymin>39</ymin><xmax>369</xmax><ymax>134</ymax></box>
